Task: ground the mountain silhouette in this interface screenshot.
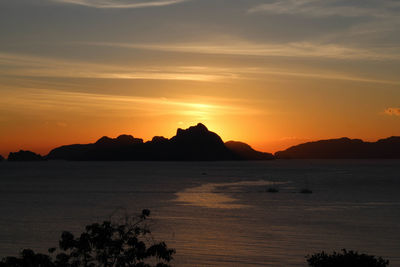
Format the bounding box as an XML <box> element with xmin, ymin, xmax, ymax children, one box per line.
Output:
<box><xmin>275</xmin><ymin>136</ymin><xmax>400</xmax><ymax>159</ymax></box>
<box><xmin>46</xmin><ymin>123</ymin><xmax>272</xmax><ymax>161</ymax></box>
<box><xmin>0</xmin><ymin>155</ymin><xmax>4</xmax><ymax>161</ymax></box>
<box><xmin>8</xmin><ymin>150</ymin><xmax>44</xmax><ymax>161</ymax></box>
<box><xmin>8</xmin><ymin>124</ymin><xmax>400</xmax><ymax>161</ymax></box>
<box><xmin>225</xmin><ymin>141</ymin><xmax>274</xmax><ymax>160</ymax></box>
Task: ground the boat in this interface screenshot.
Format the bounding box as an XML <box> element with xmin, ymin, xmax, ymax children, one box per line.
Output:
<box><xmin>300</xmin><ymin>188</ymin><xmax>313</xmax><ymax>194</ymax></box>
<box><xmin>267</xmin><ymin>180</ymin><xmax>279</xmax><ymax>193</ymax></box>
<box><xmin>267</xmin><ymin>187</ymin><xmax>279</xmax><ymax>193</ymax></box>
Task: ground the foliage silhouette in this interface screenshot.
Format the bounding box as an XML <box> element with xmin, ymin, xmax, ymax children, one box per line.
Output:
<box><xmin>0</xmin><ymin>209</ymin><xmax>175</xmax><ymax>267</ymax></box>
<box><xmin>306</xmin><ymin>249</ymin><xmax>389</xmax><ymax>267</ymax></box>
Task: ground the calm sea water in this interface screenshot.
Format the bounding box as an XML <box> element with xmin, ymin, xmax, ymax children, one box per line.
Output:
<box><xmin>0</xmin><ymin>160</ymin><xmax>399</xmax><ymax>266</ymax></box>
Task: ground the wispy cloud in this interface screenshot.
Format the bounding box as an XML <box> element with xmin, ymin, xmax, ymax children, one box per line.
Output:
<box><xmin>1</xmin><ymin>52</ymin><xmax>399</xmax><ymax>86</ymax></box>
<box><xmin>85</xmin><ymin>40</ymin><xmax>400</xmax><ymax>61</ymax></box>
<box><xmin>246</xmin><ymin>68</ymin><xmax>400</xmax><ymax>86</ymax></box>
<box><xmin>0</xmin><ymin>88</ymin><xmax>259</xmax><ymax>120</ymax></box>
<box><xmin>384</xmin><ymin>108</ymin><xmax>400</xmax><ymax>116</ymax></box>
<box><xmin>248</xmin><ymin>0</ymin><xmax>396</xmax><ymax>18</ymax></box>
<box><xmin>50</xmin><ymin>0</ymin><xmax>188</xmax><ymax>9</ymax></box>
<box><xmin>0</xmin><ymin>53</ymin><xmax>230</xmax><ymax>82</ymax></box>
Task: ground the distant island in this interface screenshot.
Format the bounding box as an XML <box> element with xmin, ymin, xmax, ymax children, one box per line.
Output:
<box><xmin>6</xmin><ymin>123</ymin><xmax>273</xmax><ymax>161</ymax></box>
<box><xmin>3</xmin><ymin>123</ymin><xmax>400</xmax><ymax>161</ymax></box>
<box><xmin>8</xmin><ymin>150</ymin><xmax>44</xmax><ymax>161</ymax></box>
<box><xmin>275</xmin><ymin>137</ymin><xmax>400</xmax><ymax>159</ymax></box>
<box><xmin>45</xmin><ymin>123</ymin><xmax>274</xmax><ymax>161</ymax></box>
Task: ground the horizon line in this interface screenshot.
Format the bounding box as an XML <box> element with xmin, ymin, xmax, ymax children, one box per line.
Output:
<box><xmin>1</xmin><ymin>123</ymin><xmax>399</xmax><ymax>158</ymax></box>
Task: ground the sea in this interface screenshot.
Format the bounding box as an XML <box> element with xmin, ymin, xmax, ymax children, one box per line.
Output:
<box><xmin>0</xmin><ymin>160</ymin><xmax>399</xmax><ymax>266</ymax></box>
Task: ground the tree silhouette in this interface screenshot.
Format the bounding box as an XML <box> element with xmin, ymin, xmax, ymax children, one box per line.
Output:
<box><xmin>306</xmin><ymin>249</ymin><xmax>389</xmax><ymax>267</ymax></box>
<box><xmin>0</xmin><ymin>209</ymin><xmax>175</xmax><ymax>267</ymax></box>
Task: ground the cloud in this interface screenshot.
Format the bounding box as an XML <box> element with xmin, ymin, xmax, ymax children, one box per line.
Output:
<box><xmin>1</xmin><ymin>52</ymin><xmax>399</xmax><ymax>86</ymax></box>
<box><xmin>85</xmin><ymin>40</ymin><xmax>400</xmax><ymax>61</ymax></box>
<box><xmin>0</xmin><ymin>53</ymin><xmax>230</xmax><ymax>82</ymax></box>
<box><xmin>384</xmin><ymin>108</ymin><xmax>400</xmax><ymax>116</ymax></box>
<box><xmin>50</xmin><ymin>0</ymin><xmax>188</xmax><ymax>9</ymax></box>
<box><xmin>248</xmin><ymin>0</ymin><xmax>396</xmax><ymax>18</ymax></box>
<box><xmin>0</xmin><ymin>88</ymin><xmax>259</xmax><ymax>120</ymax></box>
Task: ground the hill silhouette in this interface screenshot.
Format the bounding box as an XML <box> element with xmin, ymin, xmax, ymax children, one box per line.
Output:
<box><xmin>8</xmin><ymin>150</ymin><xmax>44</xmax><ymax>161</ymax></box>
<box><xmin>0</xmin><ymin>155</ymin><xmax>4</xmax><ymax>161</ymax></box>
<box><xmin>7</xmin><ymin>124</ymin><xmax>400</xmax><ymax>161</ymax></box>
<box><xmin>275</xmin><ymin>136</ymin><xmax>400</xmax><ymax>159</ymax></box>
<box><xmin>46</xmin><ymin>123</ymin><xmax>273</xmax><ymax>161</ymax></box>
<box><xmin>225</xmin><ymin>141</ymin><xmax>274</xmax><ymax>160</ymax></box>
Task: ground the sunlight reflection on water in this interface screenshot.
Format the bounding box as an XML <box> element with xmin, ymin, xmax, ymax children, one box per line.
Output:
<box><xmin>1</xmin><ymin>160</ymin><xmax>400</xmax><ymax>266</ymax></box>
<box><xmin>174</xmin><ymin>180</ymin><xmax>287</xmax><ymax>209</ymax></box>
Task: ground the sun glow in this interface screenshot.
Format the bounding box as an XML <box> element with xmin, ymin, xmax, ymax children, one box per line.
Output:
<box><xmin>0</xmin><ymin>88</ymin><xmax>262</xmax><ymax>156</ymax></box>
<box><xmin>1</xmin><ymin>0</ymin><xmax>400</xmax><ymax>158</ymax></box>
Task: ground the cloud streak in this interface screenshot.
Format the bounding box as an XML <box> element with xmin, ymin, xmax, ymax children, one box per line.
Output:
<box><xmin>87</xmin><ymin>41</ymin><xmax>400</xmax><ymax>61</ymax></box>
<box><xmin>248</xmin><ymin>0</ymin><xmax>396</xmax><ymax>18</ymax></box>
<box><xmin>0</xmin><ymin>88</ymin><xmax>259</xmax><ymax>120</ymax></box>
<box><xmin>0</xmin><ymin>53</ymin><xmax>229</xmax><ymax>82</ymax></box>
<box><xmin>51</xmin><ymin>0</ymin><xmax>188</xmax><ymax>9</ymax></box>
<box><xmin>1</xmin><ymin>52</ymin><xmax>399</xmax><ymax>86</ymax></box>
<box><xmin>385</xmin><ymin>108</ymin><xmax>400</xmax><ymax>116</ymax></box>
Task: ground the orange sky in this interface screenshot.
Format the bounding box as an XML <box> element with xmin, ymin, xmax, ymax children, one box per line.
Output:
<box><xmin>1</xmin><ymin>81</ymin><xmax>399</xmax><ymax>158</ymax></box>
<box><xmin>1</xmin><ymin>0</ymin><xmax>400</xmax><ymax>158</ymax></box>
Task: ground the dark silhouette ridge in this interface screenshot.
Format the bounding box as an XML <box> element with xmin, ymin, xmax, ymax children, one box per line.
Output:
<box><xmin>46</xmin><ymin>123</ymin><xmax>273</xmax><ymax>161</ymax></box>
<box><xmin>0</xmin><ymin>155</ymin><xmax>3</xmax><ymax>161</ymax></box>
<box><xmin>95</xmin><ymin>135</ymin><xmax>143</xmax><ymax>146</ymax></box>
<box><xmin>225</xmin><ymin>141</ymin><xmax>274</xmax><ymax>160</ymax></box>
<box><xmin>9</xmin><ymin>125</ymin><xmax>400</xmax><ymax>161</ymax></box>
<box><xmin>169</xmin><ymin>123</ymin><xmax>234</xmax><ymax>160</ymax></box>
<box><xmin>7</xmin><ymin>150</ymin><xmax>44</xmax><ymax>161</ymax></box>
<box><xmin>275</xmin><ymin>136</ymin><xmax>400</xmax><ymax>159</ymax></box>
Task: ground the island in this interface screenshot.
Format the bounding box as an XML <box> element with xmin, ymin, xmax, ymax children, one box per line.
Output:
<box><xmin>275</xmin><ymin>136</ymin><xmax>400</xmax><ymax>159</ymax></box>
<box><xmin>46</xmin><ymin>123</ymin><xmax>274</xmax><ymax>161</ymax></box>
<box><xmin>5</xmin><ymin>124</ymin><xmax>400</xmax><ymax>161</ymax></box>
<box><xmin>8</xmin><ymin>150</ymin><xmax>44</xmax><ymax>161</ymax></box>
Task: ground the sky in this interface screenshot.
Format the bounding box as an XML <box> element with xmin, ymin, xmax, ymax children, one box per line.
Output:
<box><xmin>0</xmin><ymin>0</ymin><xmax>400</xmax><ymax>157</ymax></box>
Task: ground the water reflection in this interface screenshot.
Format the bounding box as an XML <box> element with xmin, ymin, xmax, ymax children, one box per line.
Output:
<box><xmin>174</xmin><ymin>180</ymin><xmax>286</xmax><ymax>209</ymax></box>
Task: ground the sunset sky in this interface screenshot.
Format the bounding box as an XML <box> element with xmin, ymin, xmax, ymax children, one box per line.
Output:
<box><xmin>1</xmin><ymin>0</ymin><xmax>400</xmax><ymax>157</ymax></box>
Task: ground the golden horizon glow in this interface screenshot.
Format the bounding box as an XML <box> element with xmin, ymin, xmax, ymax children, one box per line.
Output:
<box><xmin>1</xmin><ymin>0</ymin><xmax>400</xmax><ymax>158</ymax></box>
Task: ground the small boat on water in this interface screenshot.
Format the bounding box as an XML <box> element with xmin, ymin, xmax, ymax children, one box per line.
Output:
<box><xmin>266</xmin><ymin>180</ymin><xmax>279</xmax><ymax>193</ymax></box>
<box><xmin>300</xmin><ymin>176</ymin><xmax>313</xmax><ymax>194</ymax></box>
<box><xmin>267</xmin><ymin>187</ymin><xmax>279</xmax><ymax>193</ymax></box>
<box><xmin>300</xmin><ymin>188</ymin><xmax>313</xmax><ymax>194</ymax></box>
